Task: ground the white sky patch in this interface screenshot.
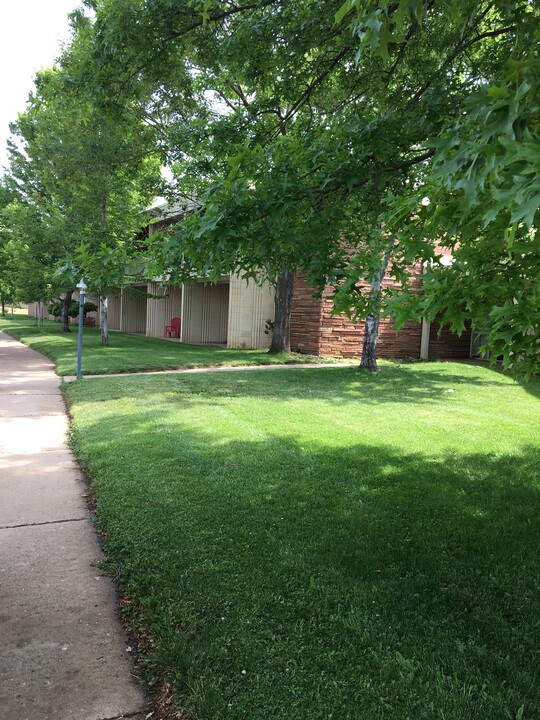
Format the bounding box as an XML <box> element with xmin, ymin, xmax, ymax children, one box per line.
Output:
<box><xmin>0</xmin><ymin>0</ymin><xmax>79</xmax><ymax>170</ymax></box>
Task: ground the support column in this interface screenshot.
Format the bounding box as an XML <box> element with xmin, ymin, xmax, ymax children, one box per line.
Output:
<box><xmin>119</xmin><ymin>288</ymin><xmax>125</xmax><ymax>333</ymax></box>
<box><xmin>420</xmin><ymin>318</ymin><xmax>430</xmax><ymax>360</ymax></box>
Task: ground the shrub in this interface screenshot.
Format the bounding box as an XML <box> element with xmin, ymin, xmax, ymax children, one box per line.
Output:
<box><xmin>47</xmin><ymin>300</ymin><xmax>98</xmax><ymax>319</ymax></box>
<box><xmin>47</xmin><ymin>302</ymin><xmax>62</xmax><ymax>318</ymax></box>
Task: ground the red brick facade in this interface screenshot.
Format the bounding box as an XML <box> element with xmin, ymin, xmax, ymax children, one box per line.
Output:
<box><xmin>289</xmin><ymin>275</ymin><xmax>323</xmax><ymax>355</ymax></box>
<box><xmin>428</xmin><ymin>320</ymin><xmax>472</xmax><ymax>359</ymax></box>
<box><xmin>149</xmin><ymin>205</ymin><xmax>473</xmax><ymax>360</ymax></box>
<box><xmin>290</xmin><ymin>271</ymin><xmax>472</xmax><ymax>360</ymax></box>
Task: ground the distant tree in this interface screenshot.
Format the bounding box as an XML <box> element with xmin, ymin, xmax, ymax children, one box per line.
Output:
<box><xmin>0</xmin><ymin>180</ymin><xmax>16</xmax><ymax>315</ymax></box>
<box><xmin>31</xmin><ymin>0</ymin><xmax>535</xmax><ymax>368</ymax></box>
<box><xmin>0</xmin><ymin>163</ymin><xmax>76</xmax><ymax>328</ymax></box>
<box><xmin>82</xmin><ymin>0</ymin><xmax>536</xmax><ymax>369</ymax></box>
<box><xmin>4</xmin><ymin>22</ymin><xmax>160</xmax><ymax>342</ymax></box>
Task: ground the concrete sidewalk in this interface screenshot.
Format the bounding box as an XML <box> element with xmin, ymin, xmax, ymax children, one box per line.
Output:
<box><xmin>0</xmin><ymin>332</ymin><xmax>146</xmax><ymax>720</ymax></box>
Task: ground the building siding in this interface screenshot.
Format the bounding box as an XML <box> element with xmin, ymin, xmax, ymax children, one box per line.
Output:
<box><xmin>227</xmin><ymin>275</ymin><xmax>275</xmax><ymax>349</ymax></box>
<box><xmin>428</xmin><ymin>320</ymin><xmax>473</xmax><ymax>359</ymax></box>
<box><xmin>120</xmin><ymin>286</ymin><xmax>147</xmax><ymax>334</ymax></box>
<box><xmin>289</xmin><ymin>274</ymin><xmax>323</xmax><ymax>355</ymax></box>
<box><xmin>182</xmin><ymin>281</ymin><xmax>229</xmax><ymax>344</ymax></box>
<box><xmin>290</xmin><ymin>267</ymin><xmax>425</xmax><ymax>359</ymax></box>
<box><xmin>106</xmin><ymin>295</ymin><xmax>121</xmax><ymax>331</ymax></box>
<box><xmin>146</xmin><ymin>283</ymin><xmax>182</xmax><ymax>339</ymax></box>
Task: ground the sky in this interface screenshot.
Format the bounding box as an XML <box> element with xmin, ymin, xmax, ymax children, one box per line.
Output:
<box><xmin>0</xmin><ymin>0</ymin><xmax>79</xmax><ymax>169</ymax></box>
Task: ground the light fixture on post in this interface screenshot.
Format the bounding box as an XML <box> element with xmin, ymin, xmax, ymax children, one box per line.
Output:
<box><xmin>76</xmin><ymin>279</ymin><xmax>87</xmax><ymax>379</ymax></box>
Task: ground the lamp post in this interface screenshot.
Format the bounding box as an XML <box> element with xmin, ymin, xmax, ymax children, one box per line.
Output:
<box><xmin>76</xmin><ymin>279</ymin><xmax>87</xmax><ymax>379</ymax></box>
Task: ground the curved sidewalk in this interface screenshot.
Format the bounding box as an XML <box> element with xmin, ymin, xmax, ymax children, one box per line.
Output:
<box><xmin>0</xmin><ymin>332</ymin><xmax>146</xmax><ymax>720</ymax></box>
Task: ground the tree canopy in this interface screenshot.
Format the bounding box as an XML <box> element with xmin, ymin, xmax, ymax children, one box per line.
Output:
<box><xmin>1</xmin><ymin>11</ymin><xmax>161</xmax><ymax>335</ymax></box>
<box><xmin>1</xmin><ymin>0</ymin><xmax>537</xmax><ymax>368</ymax></box>
<box><xmin>334</xmin><ymin>0</ymin><xmax>540</xmax><ymax>373</ymax></box>
<box><xmin>75</xmin><ymin>0</ymin><xmax>538</xmax><ymax>369</ymax></box>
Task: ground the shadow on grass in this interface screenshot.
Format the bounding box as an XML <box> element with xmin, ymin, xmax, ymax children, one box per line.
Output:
<box><xmin>70</xmin><ymin>361</ymin><xmax>527</xmax><ymax>409</ymax></box>
<box><xmin>1</xmin><ymin>318</ymin><xmax>328</xmax><ymax>376</ymax></box>
<box><xmin>71</xmin><ymin>405</ymin><xmax>540</xmax><ymax>720</ymax></box>
<box><xmin>4</xmin><ymin>316</ymin><xmax>539</xmax><ymax>404</ymax></box>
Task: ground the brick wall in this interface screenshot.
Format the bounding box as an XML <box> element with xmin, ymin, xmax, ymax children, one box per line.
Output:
<box><xmin>316</xmin><ymin>298</ymin><xmax>423</xmax><ymax>359</ymax></box>
<box><xmin>290</xmin><ymin>274</ymin><xmax>323</xmax><ymax>355</ymax></box>
<box><xmin>428</xmin><ymin>320</ymin><xmax>472</xmax><ymax>359</ymax></box>
<box><xmin>291</xmin><ymin>265</ymin><xmax>425</xmax><ymax>359</ymax></box>
<box><xmin>148</xmin><ymin>211</ymin><xmax>187</xmax><ymax>235</ymax></box>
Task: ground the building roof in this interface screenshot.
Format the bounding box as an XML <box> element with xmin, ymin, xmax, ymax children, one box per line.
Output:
<box><xmin>146</xmin><ymin>198</ymin><xmax>196</xmax><ymax>223</ymax></box>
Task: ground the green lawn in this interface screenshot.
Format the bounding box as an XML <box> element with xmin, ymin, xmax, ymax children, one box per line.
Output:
<box><xmin>64</xmin><ymin>362</ymin><xmax>540</xmax><ymax>720</ymax></box>
<box><xmin>0</xmin><ymin>315</ymin><xmax>335</xmax><ymax>376</ymax></box>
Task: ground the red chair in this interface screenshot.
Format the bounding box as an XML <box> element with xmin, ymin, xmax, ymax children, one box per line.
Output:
<box><xmin>164</xmin><ymin>317</ymin><xmax>181</xmax><ymax>338</ymax></box>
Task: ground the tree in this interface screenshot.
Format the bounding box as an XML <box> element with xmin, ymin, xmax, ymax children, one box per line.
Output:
<box><xmin>0</xmin><ymin>179</ymin><xmax>16</xmax><ymax>315</ymax></box>
<box><xmin>56</xmin><ymin>0</ymin><xmax>538</xmax><ymax>369</ymax></box>
<box><xmin>86</xmin><ymin>0</ymin><xmax>359</xmax><ymax>350</ymax></box>
<box><xmin>0</xmin><ymin>158</ymin><xmax>78</xmax><ymax>330</ymax></box>
<box><xmin>3</xmin><ymin>16</ymin><xmax>161</xmax><ymax>341</ymax></box>
<box><xmin>335</xmin><ymin>0</ymin><xmax>539</xmax><ymax>373</ymax></box>
<box><xmin>59</xmin><ymin>11</ymin><xmax>162</xmax><ymax>344</ymax></box>
<box><xmin>81</xmin><ymin>1</ymin><xmax>424</xmax><ymax>352</ymax></box>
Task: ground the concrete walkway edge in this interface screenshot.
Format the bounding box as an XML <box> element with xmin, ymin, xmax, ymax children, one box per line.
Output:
<box><xmin>0</xmin><ymin>331</ymin><xmax>147</xmax><ymax>720</ymax></box>
<box><xmin>64</xmin><ymin>360</ymin><xmax>358</xmax><ymax>382</ymax></box>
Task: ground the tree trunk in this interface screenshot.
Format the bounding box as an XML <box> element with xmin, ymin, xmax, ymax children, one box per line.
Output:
<box><xmin>360</xmin><ymin>312</ymin><xmax>381</xmax><ymax>371</ymax></box>
<box><xmin>1</xmin><ymin>297</ymin><xmax>5</xmax><ymax>316</ymax></box>
<box><xmin>269</xmin><ymin>269</ymin><xmax>294</xmax><ymax>354</ymax></box>
<box><xmin>359</xmin><ymin>251</ymin><xmax>391</xmax><ymax>372</ymax></box>
<box><xmin>101</xmin><ymin>189</ymin><xmax>107</xmax><ymax>228</ymax></box>
<box><xmin>100</xmin><ymin>295</ymin><xmax>109</xmax><ymax>346</ymax></box>
<box><xmin>99</xmin><ymin>189</ymin><xmax>110</xmax><ymax>346</ymax></box>
<box><xmin>60</xmin><ymin>291</ymin><xmax>73</xmax><ymax>333</ymax></box>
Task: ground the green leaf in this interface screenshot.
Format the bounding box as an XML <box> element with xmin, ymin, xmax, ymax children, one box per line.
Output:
<box><xmin>335</xmin><ymin>0</ymin><xmax>358</xmax><ymax>25</ymax></box>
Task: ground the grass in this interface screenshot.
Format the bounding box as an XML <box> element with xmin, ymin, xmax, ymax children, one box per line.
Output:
<box><xmin>0</xmin><ymin>314</ymin><xmax>338</xmax><ymax>376</ymax></box>
<box><xmin>64</xmin><ymin>361</ymin><xmax>540</xmax><ymax>720</ymax></box>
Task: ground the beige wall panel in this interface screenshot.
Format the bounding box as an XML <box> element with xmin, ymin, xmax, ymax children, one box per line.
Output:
<box><xmin>227</xmin><ymin>275</ymin><xmax>275</xmax><ymax>349</ymax></box>
<box><xmin>182</xmin><ymin>283</ymin><xmax>203</xmax><ymax>343</ymax></box>
<box><xmin>107</xmin><ymin>295</ymin><xmax>121</xmax><ymax>330</ymax></box>
<box><xmin>146</xmin><ymin>283</ymin><xmax>182</xmax><ymax>338</ymax></box>
<box><xmin>120</xmin><ymin>287</ymin><xmax>147</xmax><ymax>334</ymax></box>
<box><xmin>28</xmin><ymin>300</ymin><xmax>64</xmax><ymax>322</ymax></box>
<box><xmin>204</xmin><ymin>284</ymin><xmax>229</xmax><ymax>343</ymax></box>
<box><xmin>146</xmin><ymin>282</ymin><xmax>166</xmax><ymax>338</ymax></box>
<box><xmin>29</xmin><ymin>301</ymin><xmax>53</xmax><ymax>320</ymax></box>
<box><xmin>182</xmin><ymin>282</ymin><xmax>229</xmax><ymax>344</ymax></box>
